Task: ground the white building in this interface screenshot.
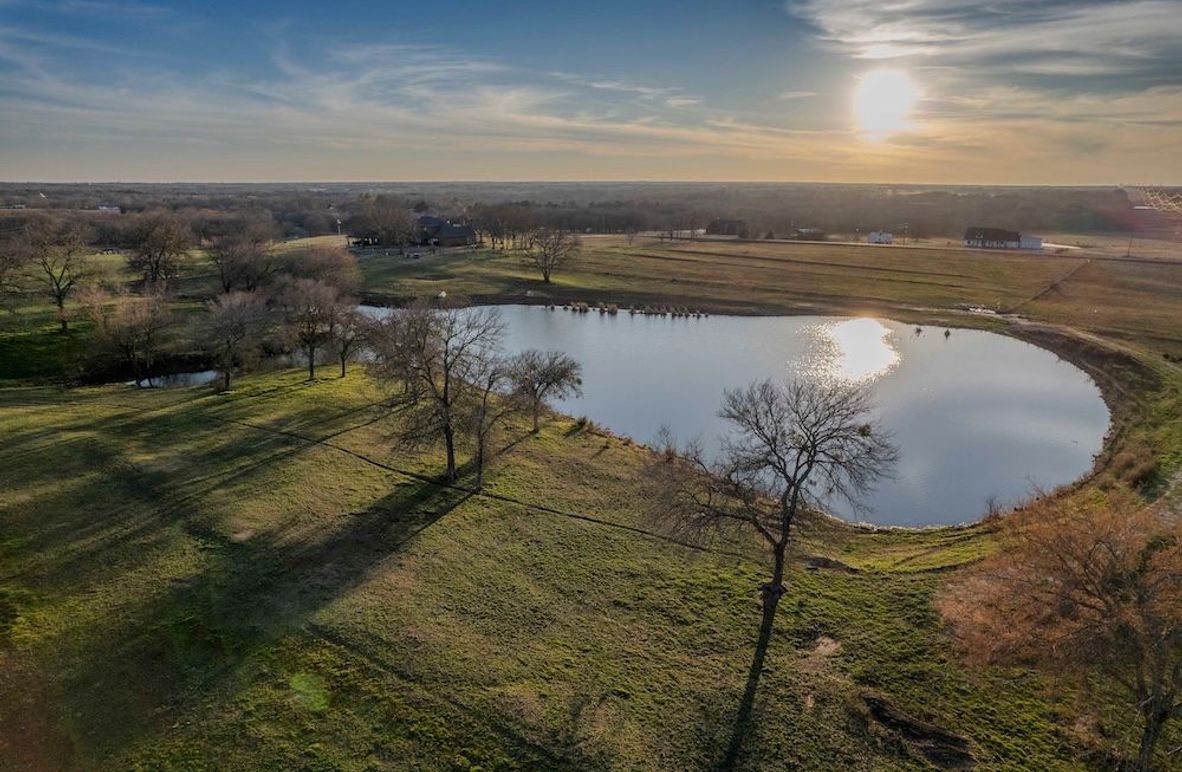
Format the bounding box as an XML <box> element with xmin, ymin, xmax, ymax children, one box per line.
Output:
<box><xmin>1020</xmin><ymin>235</ymin><xmax>1043</xmax><ymax>250</ymax></box>
<box><xmin>867</xmin><ymin>231</ymin><xmax>893</xmax><ymax>244</ymax></box>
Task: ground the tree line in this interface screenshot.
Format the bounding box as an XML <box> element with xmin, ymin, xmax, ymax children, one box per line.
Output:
<box><xmin>0</xmin><ymin>182</ymin><xmax>1137</xmax><ymax>244</ymax></box>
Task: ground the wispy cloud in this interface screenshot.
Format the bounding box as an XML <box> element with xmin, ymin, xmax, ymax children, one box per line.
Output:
<box><xmin>788</xmin><ymin>0</ymin><xmax>1182</xmax><ymax>83</ymax></box>
<box><xmin>781</xmin><ymin>0</ymin><xmax>1182</xmax><ymax>181</ymax></box>
<box><xmin>0</xmin><ymin>28</ymin><xmax>839</xmax><ymax>171</ymax></box>
<box><xmin>2</xmin><ymin>7</ymin><xmax>1180</xmax><ymax>182</ymax></box>
<box><xmin>4</xmin><ymin>0</ymin><xmax>173</xmax><ymax>18</ymax></box>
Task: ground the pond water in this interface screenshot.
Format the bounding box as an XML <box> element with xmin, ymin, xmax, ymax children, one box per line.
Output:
<box><xmin>404</xmin><ymin>305</ymin><xmax>1109</xmax><ymax>527</ymax></box>
<box><xmin>126</xmin><ymin>370</ymin><xmax>220</xmax><ymax>388</ymax></box>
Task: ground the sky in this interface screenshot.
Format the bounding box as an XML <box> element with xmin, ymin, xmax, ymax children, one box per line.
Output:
<box><xmin>1</xmin><ymin>0</ymin><xmax>1180</xmax><ymax>183</ymax></box>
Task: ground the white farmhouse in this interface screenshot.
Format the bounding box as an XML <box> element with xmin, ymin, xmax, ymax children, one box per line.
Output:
<box><xmin>867</xmin><ymin>231</ymin><xmax>893</xmax><ymax>244</ymax></box>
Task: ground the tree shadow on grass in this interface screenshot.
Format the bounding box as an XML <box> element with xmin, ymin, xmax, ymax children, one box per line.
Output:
<box><xmin>716</xmin><ymin>619</ymin><xmax>775</xmax><ymax>770</ymax></box>
<box><xmin>53</xmin><ymin>479</ymin><xmax>478</xmax><ymax>764</ymax></box>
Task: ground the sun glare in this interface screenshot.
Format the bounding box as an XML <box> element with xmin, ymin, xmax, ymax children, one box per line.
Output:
<box><xmin>853</xmin><ymin>69</ymin><xmax>920</xmax><ymax>139</ymax></box>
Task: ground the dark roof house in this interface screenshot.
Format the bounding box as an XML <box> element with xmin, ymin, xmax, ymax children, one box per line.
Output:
<box><xmin>415</xmin><ymin>215</ymin><xmax>476</xmax><ymax>247</ymax></box>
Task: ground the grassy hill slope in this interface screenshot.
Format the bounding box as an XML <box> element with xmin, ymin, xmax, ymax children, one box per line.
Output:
<box><xmin>0</xmin><ymin>371</ymin><xmax>1158</xmax><ymax>770</ymax></box>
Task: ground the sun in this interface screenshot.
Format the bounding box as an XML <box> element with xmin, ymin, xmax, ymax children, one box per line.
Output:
<box><xmin>853</xmin><ymin>69</ymin><xmax>920</xmax><ymax>139</ymax></box>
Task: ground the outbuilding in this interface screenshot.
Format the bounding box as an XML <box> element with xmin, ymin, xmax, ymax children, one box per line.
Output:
<box><xmin>964</xmin><ymin>227</ymin><xmax>1020</xmax><ymax>249</ymax></box>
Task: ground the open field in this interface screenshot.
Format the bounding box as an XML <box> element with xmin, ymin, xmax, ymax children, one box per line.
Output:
<box><xmin>2</xmin><ymin>371</ymin><xmax>1170</xmax><ymax>770</ymax></box>
<box><xmin>358</xmin><ymin>235</ymin><xmax>1182</xmax><ymax>359</ymax></box>
<box><xmin>2</xmin><ymin>230</ymin><xmax>1181</xmax><ymax>769</ymax></box>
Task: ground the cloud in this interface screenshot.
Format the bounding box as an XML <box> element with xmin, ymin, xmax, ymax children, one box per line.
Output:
<box><xmin>5</xmin><ymin>0</ymin><xmax>173</xmax><ymax>18</ymax></box>
<box><xmin>0</xmin><ymin>29</ymin><xmax>841</xmax><ymax>171</ymax></box>
<box><xmin>780</xmin><ymin>0</ymin><xmax>1182</xmax><ymax>181</ymax></box>
<box><xmin>787</xmin><ymin>0</ymin><xmax>1182</xmax><ymax>83</ymax></box>
<box><xmin>2</xmin><ymin>9</ymin><xmax>1179</xmax><ymax>183</ymax></box>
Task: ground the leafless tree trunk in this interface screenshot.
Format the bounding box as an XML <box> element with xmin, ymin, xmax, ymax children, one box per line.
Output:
<box><xmin>508</xmin><ymin>349</ymin><xmax>583</xmax><ymax>432</ymax></box>
<box><xmin>329</xmin><ymin>303</ymin><xmax>367</xmax><ymax>378</ymax></box>
<box><xmin>470</xmin><ymin>359</ymin><xmax>515</xmax><ymax>488</ymax></box>
<box><xmin>202</xmin><ymin>291</ymin><xmax>271</xmax><ymax>392</ymax></box>
<box><xmin>207</xmin><ymin>212</ymin><xmax>276</xmax><ymax>293</ymax></box>
<box><xmin>528</xmin><ymin>229</ymin><xmax>580</xmax><ymax>284</ymax></box>
<box><xmin>369</xmin><ymin>300</ymin><xmax>505</xmax><ymax>482</ymax></box>
<box><xmin>279</xmin><ymin>278</ymin><xmax>339</xmax><ymax>381</ymax></box>
<box><xmin>648</xmin><ymin>379</ymin><xmax>896</xmax><ymax>766</ymax></box>
<box><xmin>21</xmin><ymin>215</ymin><xmax>94</xmax><ymax>333</ymax></box>
<box><xmin>129</xmin><ymin>211</ymin><xmax>191</xmax><ymax>286</ymax></box>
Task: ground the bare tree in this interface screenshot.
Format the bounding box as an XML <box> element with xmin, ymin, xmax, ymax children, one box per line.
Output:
<box><xmin>202</xmin><ymin>291</ymin><xmax>271</xmax><ymax>392</ymax></box>
<box><xmin>469</xmin><ymin>357</ymin><xmax>515</xmax><ymax>489</ymax></box>
<box><xmin>128</xmin><ymin>212</ymin><xmax>191</xmax><ymax>286</ymax></box>
<box><xmin>279</xmin><ymin>278</ymin><xmax>339</xmax><ymax>381</ymax></box>
<box><xmin>328</xmin><ymin>302</ymin><xmax>367</xmax><ymax>378</ymax></box>
<box><xmin>509</xmin><ymin>349</ymin><xmax>583</xmax><ymax>432</ymax></box>
<box><xmin>648</xmin><ymin>379</ymin><xmax>896</xmax><ymax>766</ymax></box>
<box><xmin>528</xmin><ymin>228</ymin><xmax>580</xmax><ymax>283</ymax></box>
<box><xmin>1</xmin><ymin>230</ymin><xmax>27</xmax><ymax>312</ymax></box>
<box><xmin>359</xmin><ymin>194</ymin><xmax>416</xmax><ymax>251</ymax></box>
<box><xmin>938</xmin><ymin>489</ymin><xmax>1181</xmax><ymax>771</ymax></box>
<box><xmin>369</xmin><ymin>301</ymin><xmax>504</xmax><ymax>481</ymax></box>
<box><xmin>80</xmin><ymin>286</ymin><xmax>173</xmax><ymax>387</ymax></box>
<box><xmin>207</xmin><ymin>212</ymin><xmax>277</xmax><ymax>292</ymax></box>
<box><xmin>21</xmin><ymin>215</ymin><xmax>94</xmax><ymax>332</ymax></box>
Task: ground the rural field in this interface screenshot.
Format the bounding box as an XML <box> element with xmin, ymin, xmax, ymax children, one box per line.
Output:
<box><xmin>4</xmin><ymin>0</ymin><xmax>1182</xmax><ymax>766</ymax></box>
<box><xmin>359</xmin><ymin>235</ymin><xmax>1182</xmax><ymax>360</ymax></box>
<box><xmin>2</xmin><ymin>227</ymin><xmax>1181</xmax><ymax>769</ymax></box>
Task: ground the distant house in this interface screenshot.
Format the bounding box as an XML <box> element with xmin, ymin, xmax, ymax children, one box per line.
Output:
<box><xmin>795</xmin><ymin>227</ymin><xmax>826</xmax><ymax>241</ymax></box>
<box><xmin>705</xmin><ymin>218</ymin><xmax>748</xmax><ymax>237</ymax></box>
<box><xmin>96</xmin><ymin>205</ymin><xmax>121</xmax><ymax>214</ymax></box>
<box><xmin>1020</xmin><ymin>235</ymin><xmax>1043</xmax><ymax>250</ymax></box>
<box><xmin>964</xmin><ymin>227</ymin><xmax>1021</xmax><ymax>249</ymax></box>
<box><xmin>867</xmin><ymin>231</ymin><xmax>893</xmax><ymax>244</ymax></box>
<box><xmin>415</xmin><ymin>215</ymin><xmax>477</xmax><ymax>247</ymax></box>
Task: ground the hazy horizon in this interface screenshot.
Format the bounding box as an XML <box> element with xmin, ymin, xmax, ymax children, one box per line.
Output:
<box><xmin>0</xmin><ymin>179</ymin><xmax>1154</xmax><ymax>187</ymax></box>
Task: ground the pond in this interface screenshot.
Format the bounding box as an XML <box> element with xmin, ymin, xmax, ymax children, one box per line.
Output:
<box><xmin>126</xmin><ymin>370</ymin><xmax>220</xmax><ymax>388</ymax></box>
<box><xmin>424</xmin><ymin>305</ymin><xmax>1109</xmax><ymax>527</ymax></box>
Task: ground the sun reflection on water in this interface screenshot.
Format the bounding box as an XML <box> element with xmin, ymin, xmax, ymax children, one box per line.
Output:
<box><xmin>797</xmin><ymin>317</ymin><xmax>900</xmax><ymax>384</ymax></box>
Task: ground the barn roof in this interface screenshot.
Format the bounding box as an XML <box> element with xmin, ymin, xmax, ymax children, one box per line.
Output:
<box><xmin>964</xmin><ymin>226</ymin><xmax>1020</xmax><ymax>242</ymax></box>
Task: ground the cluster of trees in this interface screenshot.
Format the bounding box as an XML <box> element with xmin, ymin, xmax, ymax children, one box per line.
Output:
<box><xmin>0</xmin><ymin>210</ymin><xmax>366</xmax><ymax>389</ymax></box>
<box><xmin>369</xmin><ymin>300</ymin><xmax>581</xmax><ymax>486</ymax></box>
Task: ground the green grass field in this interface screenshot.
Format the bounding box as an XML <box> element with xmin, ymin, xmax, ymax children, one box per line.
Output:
<box><xmin>2</xmin><ymin>233</ymin><xmax>1181</xmax><ymax>769</ymax></box>
<box><xmin>358</xmin><ymin>236</ymin><xmax>1182</xmax><ymax>358</ymax></box>
<box><xmin>4</xmin><ymin>372</ymin><xmax>1160</xmax><ymax>770</ymax></box>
